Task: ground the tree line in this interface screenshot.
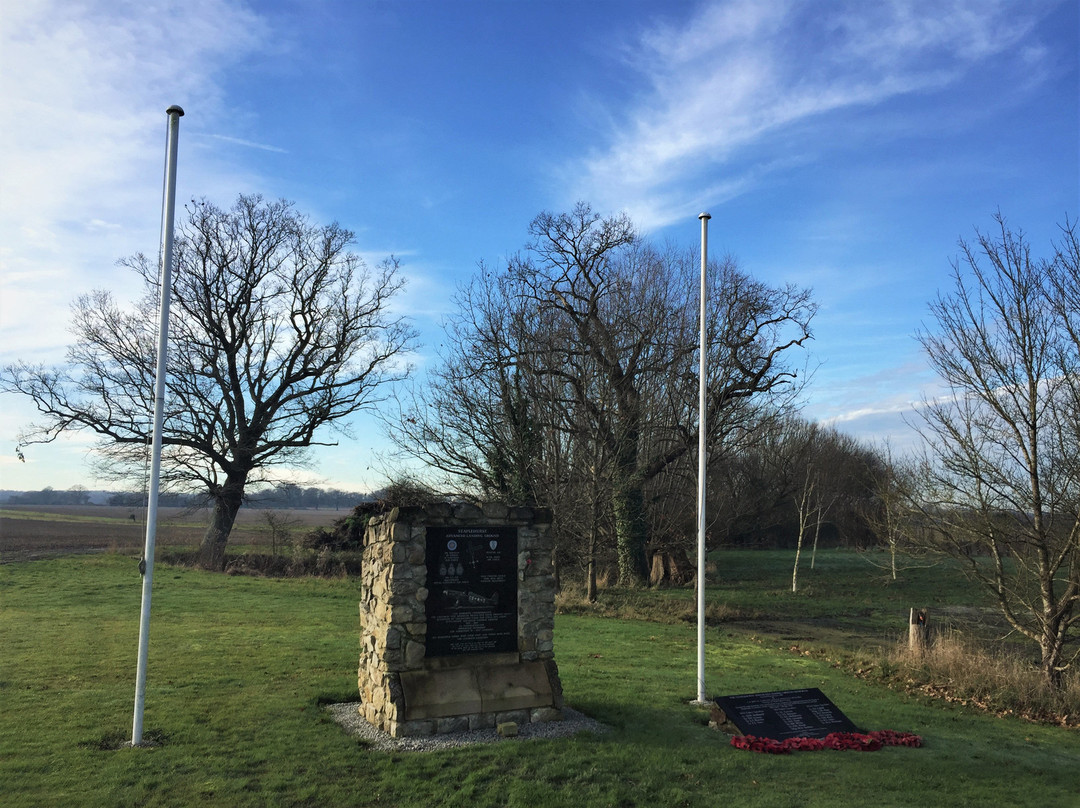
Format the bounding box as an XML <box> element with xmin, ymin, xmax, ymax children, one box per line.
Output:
<box><xmin>1</xmin><ymin>483</ymin><xmax>370</xmax><ymax>510</ymax></box>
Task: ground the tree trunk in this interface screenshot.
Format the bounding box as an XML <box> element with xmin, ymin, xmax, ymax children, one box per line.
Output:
<box><xmin>791</xmin><ymin>527</ymin><xmax>804</xmax><ymax>593</ymax></box>
<box><xmin>612</xmin><ymin>482</ymin><xmax>649</xmax><ymax>587</ymax></box>
<box><xmin>586</xmin><ymin>502</ymin><xmax>599</xmax><ymax>603</ymax></box>
<box><xmin>197</xmin><ymin>473</ymin><xmax>248</xmax><ymax>571</ymax></box>
<box><xmin>1041</xmin><ymin>623</ymin><xmax>1065</xmax><ymax>689</ymax></box>
<box><xmin>586</xmin><ymin>440</ymin><xmax>603</xmax><ymax>603</ymax></box>
<box><xmin>792</xmin><ymin>482</ymin><xmax>813</xmax><ymax>593</ymax></box>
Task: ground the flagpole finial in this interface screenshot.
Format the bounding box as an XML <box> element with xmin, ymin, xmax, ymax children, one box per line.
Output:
<box><xmin>166</xmin><ymin>105</ymin><xmax>185</xmax><ymax>117</ymax></box>
<box><xmin>699</xmin><ymin>212</ymin><xmax>711</xmax><ymax>220</ymax></box>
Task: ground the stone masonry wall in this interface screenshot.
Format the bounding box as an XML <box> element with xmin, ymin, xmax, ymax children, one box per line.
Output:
<box><xmin>358</xmin><ymin>502</ymin><xmax>562</xmax><ymax>737</ymax></box>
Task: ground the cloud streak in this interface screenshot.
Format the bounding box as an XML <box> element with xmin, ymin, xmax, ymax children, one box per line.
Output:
<box><xmin>571</xmin><ymin>0</ymin><xmax>1057</xmax><ymax>230</ymax></box>
<box><xmin>205</xmin><ymin>134</ymin><xmax>289</xmax><ymax>153</ymax></box>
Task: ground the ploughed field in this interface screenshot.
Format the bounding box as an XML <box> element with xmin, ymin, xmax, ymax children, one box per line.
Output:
<box><xmin>0</xmin><ymin>505</ymin><xmax>342</xmax><ymax>562</ymax></box>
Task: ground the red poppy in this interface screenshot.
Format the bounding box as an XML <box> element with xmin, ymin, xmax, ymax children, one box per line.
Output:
<box><xmin>730</xmin><ymin>730</ymin><xmax>921</xmax><ymax>754</ymax></box>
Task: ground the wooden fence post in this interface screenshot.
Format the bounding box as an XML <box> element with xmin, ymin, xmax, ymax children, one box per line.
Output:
<box><xmin>908</xmin><ymin>607</ymin><xmax>929</xmax><ymax>656</ymax></box>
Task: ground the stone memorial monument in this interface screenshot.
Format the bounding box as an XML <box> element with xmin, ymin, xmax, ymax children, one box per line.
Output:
<box><xmin>358</xmin><ymin>502</ymin><xmax>563</xmax><ymax>737</ymax></box>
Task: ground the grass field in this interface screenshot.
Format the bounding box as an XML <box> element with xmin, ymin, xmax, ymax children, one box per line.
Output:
<box><xmin>2</xmin><ymin>538</ymin><xmax>1078</xmax><ymax>807</ymax></box>
<box><xmin>592</xmin><ymin>550</ymin><xmax>1032</xmax><ymax>654</ymax></box>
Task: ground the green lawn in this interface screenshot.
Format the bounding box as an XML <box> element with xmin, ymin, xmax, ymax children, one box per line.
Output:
<box><xmin>567</xmin><ymin>549</ymin><xmax>1009</xmax><ymax>648</ymax></box>
<box><xmin>1</xmin><ymin>553</ymin><xmax>1077</xmax><ymax>807</ymax></box>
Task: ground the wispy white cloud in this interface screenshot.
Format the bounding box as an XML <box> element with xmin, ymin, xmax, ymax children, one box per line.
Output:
<box><xmin>570</xmin><ymin>0</ymin><xmax>1058</xmax><ymax>230</ymax></box>
<box><xmin>205</xmin><ymin>134</ymin><xmax>289</xmax><ymax>153</ymax></box>
<box><xmin>0</xmin><ymin>0</ymin><xmax>272</xmax><ymax>357</ymax></box>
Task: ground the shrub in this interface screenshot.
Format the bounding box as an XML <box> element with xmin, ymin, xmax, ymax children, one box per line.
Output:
<box><xmin>301</xmin><ymin>476</ymin><xmax>444</xmax><ymax>552</ymax></box>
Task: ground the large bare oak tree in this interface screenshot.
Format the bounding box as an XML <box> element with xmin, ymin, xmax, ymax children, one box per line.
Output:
<box><xmin>2</xmin><ymin>195</ymin><xmax>416</xmax><ymax>570</ymax></box>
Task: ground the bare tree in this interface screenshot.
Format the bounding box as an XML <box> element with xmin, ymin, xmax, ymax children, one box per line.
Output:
<box><xmin>2</xmin><ymin>195</ymin><xmax>416</xmax><ymax>570</ymax></box>
<box><xmin>260</xmin><ymin>509</ymin><xmax>301</xmax><ymax>556</ymax></box>
<box><xmin>753</xmin><ymin>416</ymin><xmax>845</xmax><ymax>591</ymax></box>
<box><xmin>384</xmin><ymin>266</ymin><xmax>544</xmax><ymax>504</ymax></box>
<box><xmin>788</xmin><ymin>420</ymin><xmax>819</xmax><ymax>593</ymax></box>
<box><xmin>913</xmin><ymin>213</ymin><xmax>1080</xmax><ymax>687</ymax></box>
<box><xmin>805</xmin><ymin>427</ymin><xmax>869</xmax><ymax>567</ymax></box>
<box><xmin>859</xmin><ymin>443</ymin><xmax>921</xmax><ymax>581</ymax></box>
<box><xmin>525</xmin><ymin>207</ymin><xmax>817</xmax><ymax>585</ymax></box>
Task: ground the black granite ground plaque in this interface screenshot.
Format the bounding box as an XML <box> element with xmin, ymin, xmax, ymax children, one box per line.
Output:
<box><xmin>425</xmin><ymin>525</ymin><xmax>518</xmax><ymax>656</ymax></box>
<box><xmin>714</xmin><ymin>688</ymin><xmax>861</xmax><ymax>740</ymax></box>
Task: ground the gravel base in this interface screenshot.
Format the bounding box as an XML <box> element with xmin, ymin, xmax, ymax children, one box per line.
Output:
<box><xmin>325</xmin><ymin>703</ymin><xmax>609</xmax><ymax>752</ymax></box>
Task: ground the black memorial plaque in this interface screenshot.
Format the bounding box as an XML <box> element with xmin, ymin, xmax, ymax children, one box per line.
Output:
<box><xmin>425</xmin><ymin>525</ymin><xmax>518</xmax><ymax>656</ymax></box>
<box><xmin>714</xmin><ymin>688</ymin><xmax>860</xmax><ymax>740</ymax></box>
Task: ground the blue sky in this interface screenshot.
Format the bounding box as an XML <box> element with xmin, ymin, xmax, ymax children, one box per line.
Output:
<box><xmin>1</xmin><ymin>0</ymin><xmax>1077</xmax><ymax>493</ymax></box>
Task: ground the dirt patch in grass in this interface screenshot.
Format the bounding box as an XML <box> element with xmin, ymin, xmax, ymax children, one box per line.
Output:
<box><xmin>0</xmin><ymin>505</ymin><xmax>343</xmax><ymax>563</ymax></box>
<box><xmin>78</xmin><ymin>729</ymin><xmax>169</xmax><ymax>751</ymax></box>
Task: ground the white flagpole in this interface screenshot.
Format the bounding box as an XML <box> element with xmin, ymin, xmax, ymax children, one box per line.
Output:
<box><xmin>132</xmin><ymin>104</ymin><xmax>183</xmax><ymax>746</ymax></box>
<box><xmin>695</xmin><ymin>212</ymin><xmax>710</xmax><ymax>705</ymax></box>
